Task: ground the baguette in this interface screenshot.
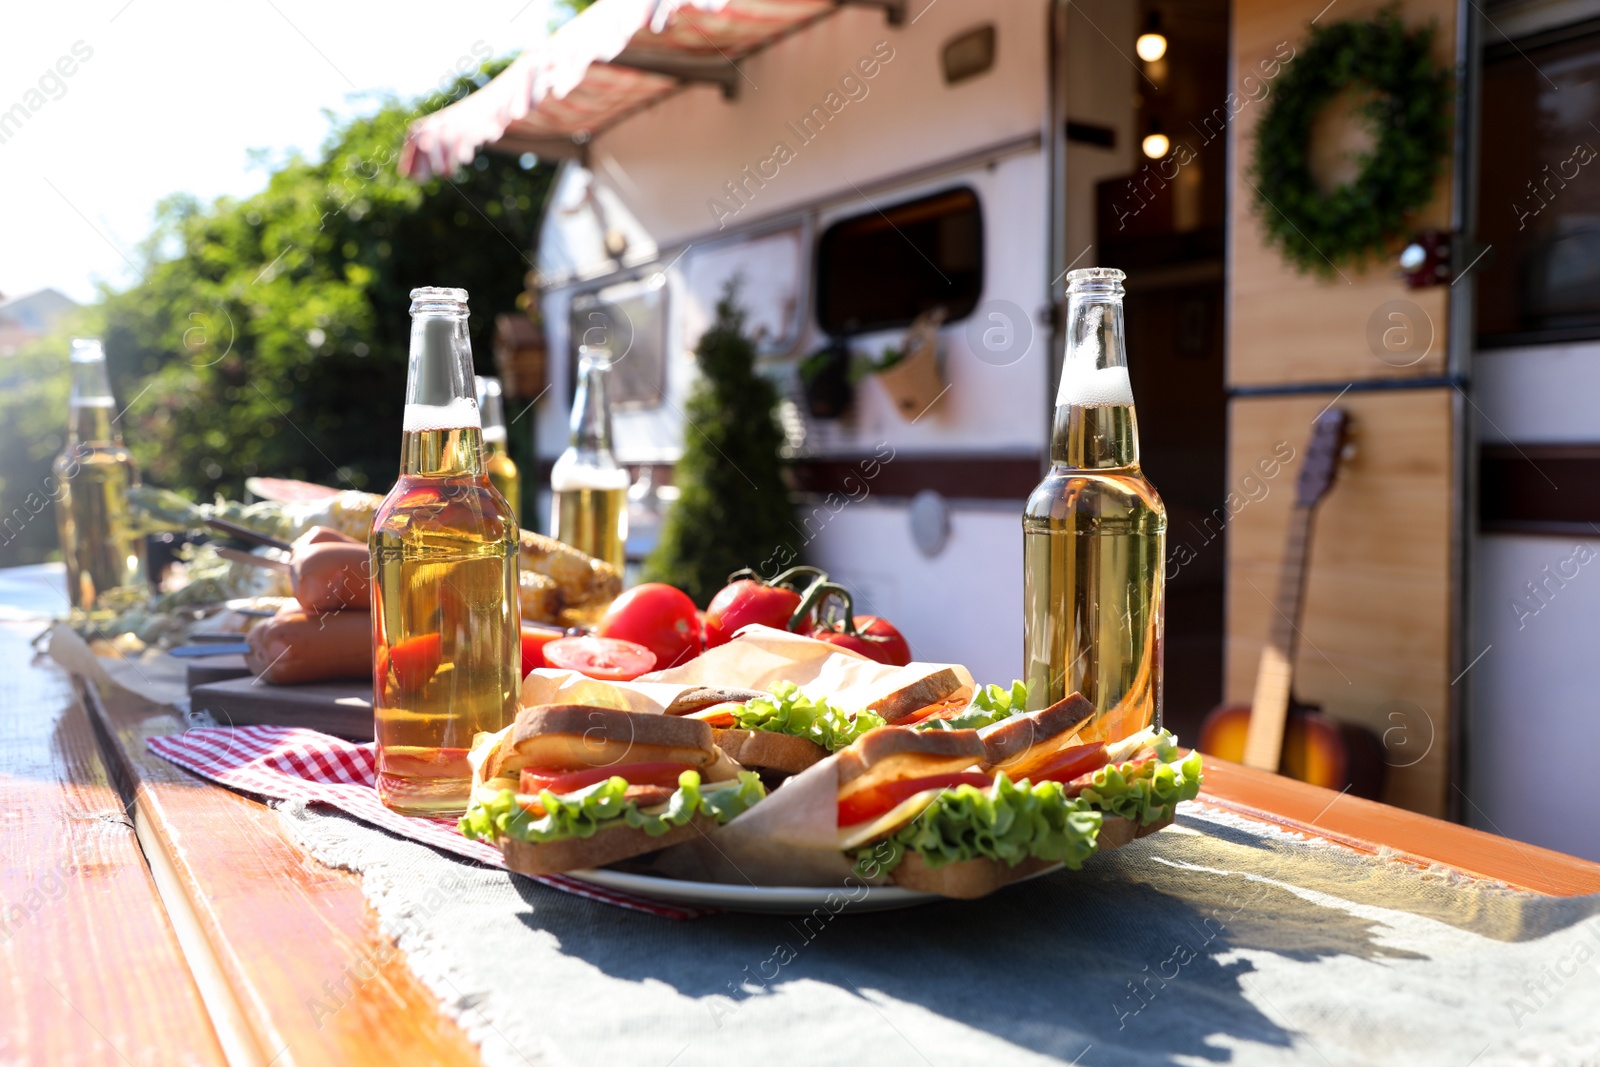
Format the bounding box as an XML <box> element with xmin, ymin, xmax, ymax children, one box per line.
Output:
<box><xmin>835</xmin><ymin>726</ymin><xmax>985</xmax><ymax>803</ymax></box>
<box><xmin>887</xmin><ymin>812</ymin><xmax>1173</xmax><ymax>898</ymax></box>
<box><xmin>856</xmin><ymin>666</ymin><xmax>973</xmax><ymax>724</ymax></box>
<box><xmin>978</xmin><ymin>692</ymin><xmax>1095</xmax><ymax>776</ymax></box>
<box><xmin>481</xmin><ymin>705</ymin><xmax>717</xmax><ymax>783</ymax></box>
<box><xmin>500</xmin><ymin>815</ymin><xmax>714</xmax><ymax>877</ymax></box>
<box><xmin>713</xmin><ymin>728</ymin><xmax>827</xmax><ymax>776</ymax></box>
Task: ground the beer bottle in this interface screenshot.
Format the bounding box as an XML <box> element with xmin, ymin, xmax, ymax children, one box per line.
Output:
<box><xmin>52</xmin><ymin>338</ymin><xmax>147</xmax><ymax>609</ymax></box>
<box><xmin>475</xmin><ymin>375</ymin><xmax>521</xmax><ymax>520</ymax></box>
<box><xmin>549</xmin><ymin>346</ymin><xmax>629</xmax><ymax>573</ymax></box>
<box><xmin>1023</xmin><ymin>268</ymin><xmax>1167</xmax><ymax>741</ymax></box>
<box><xmin>370</xmin><ymin>288</ymin><xmax>519</xmax><ymax>815</ymax></box>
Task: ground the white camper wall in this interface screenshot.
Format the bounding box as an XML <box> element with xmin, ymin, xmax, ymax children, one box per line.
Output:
<box><xmin>589</xmin><ymin>3</ymin><xmax>1047</xmax><ymax>247</ymax></box>
<box><xmin>1469</xmin><ymin>341</ymin><xmax>1600</xmax><ymax>861</ymax></box>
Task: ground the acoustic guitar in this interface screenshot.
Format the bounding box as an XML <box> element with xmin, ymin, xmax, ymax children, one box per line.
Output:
<box><xmin>1199</xmin><ymin>408</ymin><xmax>1387</xmax><ymax>799</ymax></box>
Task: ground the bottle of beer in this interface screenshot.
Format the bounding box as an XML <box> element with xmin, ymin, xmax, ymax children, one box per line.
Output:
<box><xmin>52</xmin><ymin>338</ymin><xmax>147</xmax><ymax>610</ymax></box>
<box><xmin>549</xmin><ymin>345</ymin><xmax>629</xmax><ymax>572</ymax></box>
<box><xmin>475</xmin><ymin>375</ymin><xmax>521</xmax><ymax>520</ymax></box>
<box><xmin>1023</xmin><ymin>268</ymin><xmax>1167</xmax><ymax>741</ymax></box>
<box><xmin>369</xmin><ymin>288</ymin><xmax>520</xmax><ymax>816</ymax></box>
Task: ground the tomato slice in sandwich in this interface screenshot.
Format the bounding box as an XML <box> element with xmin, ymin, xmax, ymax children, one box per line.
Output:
<box><xmin>1025</xmin><ymin>742</ymin><xmax>1109</xmax><ymax>785</ymax></box>
<box><xmin>520</xmin><ymin>761</ymin><xmax>695</xmax><ymax>796</ymax></box>
<box><xmin>837</xmin><ymin>772</ymin><xmax>992</xmax><ymax>828</ymax></box>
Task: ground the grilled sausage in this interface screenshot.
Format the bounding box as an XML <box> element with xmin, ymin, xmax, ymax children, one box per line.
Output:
<box><xmin>291</xmin><ymin>542</ymin><xmax>371</xmax><ymax>613</ymax></box>
<box><xmin>245</xmin><ymin>605</ymin><xmax>372</xmax><ymax>684</ymax></box>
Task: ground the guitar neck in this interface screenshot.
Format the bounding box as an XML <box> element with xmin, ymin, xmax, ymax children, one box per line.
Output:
<box><xmin>1241</xmin><ymin>505</ymin><xmax>1316</xmax><ymax>771</ymax></box>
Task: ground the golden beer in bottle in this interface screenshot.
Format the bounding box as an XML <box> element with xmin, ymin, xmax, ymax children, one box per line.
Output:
<box><xmin>370</xmin><ymin>288</ymin><xmax>520</xmax><ymax>816</ymax></box>
<box><xmin>475</xmin><ymin>375</ymin><xmax>521</xmax><ymax>519</ymax></box>
<box><xmin>1023</xmin><ymin>268</ymin><xmax>1166</xmax><ymax>741</ymax></box>
<box><xmin>549</xmin><ymin>346</ymin><xmax>629</xmax><ymax>573</ymax></box>
<box><xmin>52</xmin><ymin>338</ymin><xmax>147</xmax><ymax>610</ymax></box>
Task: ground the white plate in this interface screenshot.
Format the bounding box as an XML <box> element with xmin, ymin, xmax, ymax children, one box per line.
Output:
<box><xmin>566</xmin><ymin>868</ymin><xmax>943</xmax><ymax>914</ymax></box>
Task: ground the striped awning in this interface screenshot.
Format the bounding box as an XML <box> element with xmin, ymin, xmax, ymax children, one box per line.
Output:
<box><xmin>400</xmin><ymin>0</ymin><xmax>844</xmax><ymax>181</ymax></box>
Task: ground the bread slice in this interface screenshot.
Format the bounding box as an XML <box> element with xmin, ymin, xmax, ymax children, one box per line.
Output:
<box><xmin>978</xmin><ymin>692</ymin><xmax>1095</xmax><ymax>776</ymax></box>
<box><xmin>888</xmin><ymin>811</ymin><xmax>1174</xmax><ymax>899</ymax></box>
<box><xmin>713</xmin><ymin>728</ymin><xmax>826</xmax><ymax>776</ymax></box>
<box><xmin>500</xmin><ymin>814</ymin><xmax>713</xmax><ymax>876</ymax></box>
<box><xmin>481</xmin><ymin>705</ymin><xmax>716</xmax><ymax>782</ymax></box>
<box><xmin>856</xmin><ymin>666</ymin><xmax>974</xmax><ymax>724</ymax></box>
<box><xmin>835</xmin><ymin>726</ymin><xmax>986</xmax><ymax>802</ymax></box>
<box><xmin>664</xmin><ymin>687</ymin><xmax>767</xmax><ymax>716</ymax></box>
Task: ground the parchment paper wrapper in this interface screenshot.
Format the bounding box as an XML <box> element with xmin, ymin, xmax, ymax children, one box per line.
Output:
<box><xmin>637</xmin><ymin>625</ymin><xmax>974</xmax><ymax>714</ymax></box>
<box><xmin>651</xmin><ymin>754</ymin><xmax>871</xmax><ymax>887</ymax></box>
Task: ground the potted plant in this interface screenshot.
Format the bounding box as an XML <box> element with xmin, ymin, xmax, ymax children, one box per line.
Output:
<box><xmin>866</xmin><ymin>307</ymin><xmax>947</xmax><ymax>420</ymax></box>
<box><xmin>798</xmin><ymin>340</ymin><xmax>854</xmax><ymax>419</ymax></box>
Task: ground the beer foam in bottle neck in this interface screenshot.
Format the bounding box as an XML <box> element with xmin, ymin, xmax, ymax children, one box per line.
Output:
<box><xmin>1055</xmin><ymin>305</ymin><xmax>1134</xmax><ymax>408</ymax></box>
<box><xmin>1056</xmin><ymin>362</ymin><xmax>1134</xmax><ymax>408</ymax></box>
<box><xmin>403</xmin><ymin>397</ymin><xmax>481</xmax><ymax>431</ymax></box>
<box><xmin>550</xmin><ymin>460</ymin><xmax>630</xmax><ymax>492</ymax></box>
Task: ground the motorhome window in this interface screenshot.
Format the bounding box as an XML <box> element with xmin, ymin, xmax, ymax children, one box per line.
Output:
<box><xmin>1476</xmin><ymin>22</ymin><xmax>1600</xmax><ymax>347</ymax></box>
<box><xmin>569</xmin><ymin>276</ymin><xmax>667</xmax><ymax>409</ymax></box>
<box><xmin>816</xmin><ymin>187</ymin><xmax>983</xmax><ymax>336</ymax></box>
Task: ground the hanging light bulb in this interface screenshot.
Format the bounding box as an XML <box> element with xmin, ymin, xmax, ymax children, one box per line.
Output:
<box><xmin>1136</xmin><ymin>11</ymin><xmax>1168</xmax><ymax>62</ymax></box>
<box><xmin>1141</xmin><ymin>118</ymin><xmax>1169</xmax><ymax>159</ymax></box>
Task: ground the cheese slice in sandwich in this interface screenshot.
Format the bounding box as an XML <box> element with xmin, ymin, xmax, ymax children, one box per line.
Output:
<box><xmin>832</xmin><ymin>725</ymin><xmax>988</xmax><ymax>849</ymax></box>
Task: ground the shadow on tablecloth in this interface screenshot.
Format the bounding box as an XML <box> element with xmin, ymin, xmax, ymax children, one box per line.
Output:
<box><xmin>277</xmin><ymin>800</ymin><xmax>1600</xmax><ymax>1067</ymax></box>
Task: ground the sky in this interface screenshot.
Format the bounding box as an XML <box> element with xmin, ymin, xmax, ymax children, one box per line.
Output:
<box><xmin>0</xmin><ymin>0</ymin><xmax>556</xmax><ymax>306</ymax></box>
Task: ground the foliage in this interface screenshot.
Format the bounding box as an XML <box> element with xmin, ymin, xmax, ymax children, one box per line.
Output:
<box><xmin>0</xmin><ymin>59</ymin><xmax>553</xmax><ymax>567</ymax></box>
<box><xmin>643</xmin><ymin>285</ymin><xmax>794</xmax><ymax>605</ymax></box>
<box><xmin>1249</xmin><ymin>9</ymin><xmax>1451</xmax><ymax>276</ymax></box>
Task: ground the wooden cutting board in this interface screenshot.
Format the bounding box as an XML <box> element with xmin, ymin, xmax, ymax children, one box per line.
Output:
<box><xmin>184</xmin><ymin>655</ymin><xmax>253</xmax><ymax>689</ymax></box>
<box><xmin>188</xmin><ymin>675</ymin><xmax>373</xmax><ymax>741</ymax></box>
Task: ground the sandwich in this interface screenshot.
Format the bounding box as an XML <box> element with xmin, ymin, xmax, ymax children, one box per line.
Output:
<box><xmin>834</xmin><ymin>719</ymin><xmax>1202</xmax><ymax>899</ymax></box>
<box><xmin>460</xmin><ymin>705</ymin><xmax>765</xmax><ymax>875</ymax></box>
<box><xmin>665</xmin><ymin>667</ymin><xmax>981</xmax><ymax>780</ymax></box>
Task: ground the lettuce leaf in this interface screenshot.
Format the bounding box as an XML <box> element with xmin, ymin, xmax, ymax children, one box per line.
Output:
<box><xmin>1076</xmin><ymin>744</ymin><xmax>1203</xmax><ymax>826</ymax></box>
<box><xmin>460</xmin><ymin>770</ymin><xmax>766</xmax><ymax>846</ymax></box>
<box><xmin>916</xmin><ymin>679</ymin><xmax>1029</xmax><ymax>731</ymax></box>
<box><xmin>854</xmin><ymin>775</ymin><xmax>1103</xmax><ymax>877</ymax></box>
<box><xmin>732</xmin><ymin>681</ymin><xmax>884</xmax><ymax>752</ymax></box>
<box><xmin>854</xmin><ymin>741</ymin><xmax>1203</xmax><ymax>876</ymax></box>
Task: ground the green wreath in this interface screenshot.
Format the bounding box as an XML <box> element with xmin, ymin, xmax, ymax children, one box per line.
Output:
<box><xmin>1250</xmin><ymin>10</ymin><xmax>1451</xmax><ymax>276</ymax></box>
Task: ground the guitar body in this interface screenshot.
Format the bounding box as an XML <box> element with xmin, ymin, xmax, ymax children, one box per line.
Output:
<box><xmin>1200</xmin><ymin>700</ymin><xmax>1387</xmax><ymax>799</ymax></box>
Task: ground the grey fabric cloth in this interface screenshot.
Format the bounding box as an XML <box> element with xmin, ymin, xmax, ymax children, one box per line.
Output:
<box><xmin>276</xmin><ymin>800</ymin><xmax>1600</xmax><ymax>1067</ymax></box>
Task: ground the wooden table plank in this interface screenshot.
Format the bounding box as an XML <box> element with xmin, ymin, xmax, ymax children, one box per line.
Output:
<box><xmin>81</xmin><ymin>674</ymin><xmax>482</xmax><ymax>1067</ymax></box>
<box><xmin>0</xmin><ymin>620</ymin><xmax>226</xmax><ymax>1066</ymax></box>
<box><xmin>1198</xmin><ymin>756</ymin><xmax>1600</xmax><ymax>896</ymax></box>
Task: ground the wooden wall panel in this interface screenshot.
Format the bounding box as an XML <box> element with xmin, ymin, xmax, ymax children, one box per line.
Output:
<box><xmin>1225</xmin><ymin>390</ymin><xmax>1455</xmax><ymax>817</ymax></box>
<box><xmin>1228</xmin><ymin>0</ymin><xmax>1458</xmax><ymax>387</ymax></box>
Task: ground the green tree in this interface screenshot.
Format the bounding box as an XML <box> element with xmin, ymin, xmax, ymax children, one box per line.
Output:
<box><xmin>643</xmin><ymin>286</ymin><xmax>794</xmax><ymax>605</ymax></box>
<box><xmin>0</xmin><ymin>59</ymin><xmax>552</xmax><ymax>567</ymax></box>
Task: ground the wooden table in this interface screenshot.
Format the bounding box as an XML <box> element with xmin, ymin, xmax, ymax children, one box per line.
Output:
<box><xmin>4</xmin><ymin>564</ymin><xmax>1598</xmax><ymax>1065</ymax></box>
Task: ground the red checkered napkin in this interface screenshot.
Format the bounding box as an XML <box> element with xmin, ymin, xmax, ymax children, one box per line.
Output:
<box><xmin>147</xmin><ymin>725</ymin><xmax>707</xmax><ymax>919</ymax></box>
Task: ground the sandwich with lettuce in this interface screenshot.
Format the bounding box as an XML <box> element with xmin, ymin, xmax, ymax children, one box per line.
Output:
<box><xmin>831</xmin><ymin>695</ymin><xmax>1202</xmax><ymax>898</ymax></box>
<box><xmin>660</xmin><ymin>673</ymin><xmax>1028</xmax><ymax>780</ymax></box>
<box><xmin>461</xmin><ymin>704</ymin><xmax>765</xmax><ymax>876</ymax></box>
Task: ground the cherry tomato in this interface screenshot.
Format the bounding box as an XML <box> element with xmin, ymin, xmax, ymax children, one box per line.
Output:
<box><xmin>520</xmin><ymin>761</ymin><xmax>694</xmax><ymax>795</ymax></box>
<box><xmin>596</xmin><ymin>583</ymin><xmax>702</xmax><ymax>669</ymax></box>
<box><xmin>379</xmin><ymin>633</ymin><xmax>441</xmax><ymax>691</ymax></box>
<box><xmin>704</xmin><ymin>579</ymin><xmax>803</xmax><ymax>648</ymax></box>
<box><xmin>543</xmin><ymin>635</ymin><xmax>657</xmax><ymax>682</ymax></box>
<box><xmin>837</xmin><ymin>772</ymin><xmax>992</xmax><ymax>828</ymax></box>
<box><xmin>519</xmin><ymin>625</ymin><xmax>564</xmax><ymax>679</ymax></box>
<box><xmin>1018</xmin><ymin>742</ymin><xmax>1109</xmax><ymax>785</ymax></box>
<box><xmin>810</xmin><ymin>616</ymin><xmax>911</xmax><ymax>667</ymax></box>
